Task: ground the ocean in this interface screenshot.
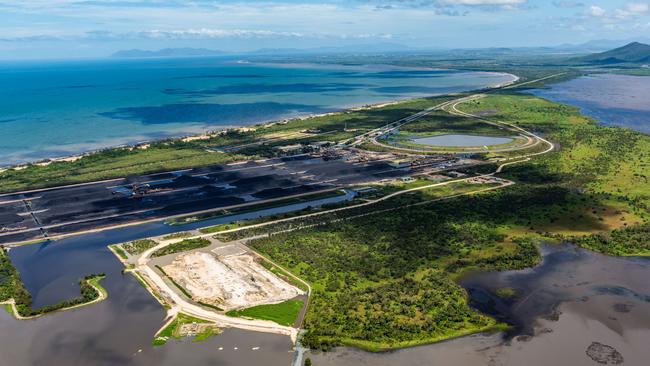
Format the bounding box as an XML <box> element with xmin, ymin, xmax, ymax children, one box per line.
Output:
<box><xmin>0</xmin><ymin>57</ymin><xmax>514</xmax><ymax>166</ymax></box>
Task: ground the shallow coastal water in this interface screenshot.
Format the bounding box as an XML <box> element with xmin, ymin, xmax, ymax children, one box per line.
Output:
<box><xmin>307</xmin><ymin>244</ymin><xmax>650</xmax><ymax>365</ymax></box>
<box><xmin>0</xmin><ymin>58</ymin><xmax>514</xmax><ymax>165</ymax></box>
<box><xmin>531</xmin><ymin>74</ymin><xmax>650</xmax><ymax>134</ymax></box>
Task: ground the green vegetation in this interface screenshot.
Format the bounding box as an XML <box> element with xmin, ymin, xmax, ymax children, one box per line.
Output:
<box><xmin>571</xmin><ymin>223</ymin><xmax>650</xmax><ymax>256</ymax></box>
<box><xmin>0</xmin><ymin>248</ymin><xmax>28</xmax><ymax>304</ymax></box>
<box><xmin>258</xmin><ymin>259</ymin><xmax>309</xmax><ymax>292</ymax></box>
<box><xmin>495</xmin><ymin>287</ymin><xmax>518</xmax><ymax>299</ymax></box>
<box><xmin>151</xmin><ymin>238</ymin><xmax>211</xmax><ymax>257</ymax></box>
<box><xmin>213</xmin><ymin>180</ymin><xmax>500</xmax><ymax>243</ymax></box>
<box><xmin>399</xmin><ymin>110</ymin><xmax>508</xmax><ymax>136</ymax></box>
<box><xmin>198</xmin><ymin>199</ymin><xmax>355</xmax><ymax>235</ymax></box>
<box><xmin>571</xmin><ymin>42</ymin><xmax>650</xmax><ymax>65</ymax></box>
<box><xmin>248</xmin><ymin>197</ymin><xmax>542</xmax><ymax>350</ymax></box>
<box><xmin>109</xmin><ymin>244</ymin><xmax>128</xmax><ymax>260</ymax></box>
<box><xmin>611</xmin><ymin>68</ymin><xmax>650</xmax><ymax>76</ymax></box>
<box><xmin>153</xmin><ymin>313</ymin><xmax>219</xmax><ymax>346</ymax></box>
<box><xmin>3</xmin><ymin>62</ymin><xmax>648</xmax><ymax>351</ymax></box>
<box><xmin>162</xmin><ymin>232</ymin><xmax>193</xmax><ymax>240</ymax></box>
<box><xmin>193</xmin><ymin>327</ymin><xmax>218</xmax><ymax>343</ymax></box>
<box><xmin>226</xmin><ymin>299</ymin><xmax>304</xmax><ymax>326</ymax></box>
<box><xmin>242</xmin><ymin>92</ymin><xmax>650</xmax><ymax>351</ymax></box>
<box><xmin>122</xmin><ymin>239</ymin><xmax>158</xmax><ymax>255</ymax></box>
<box><xmin>462</xmin><ymin>93</ymin><xmax>650</xmax><ymax>231</ymax></box>
<box><xmin>0</xmin><ymin>143</ymin><xmax>242</xmax><ymax>194</ymax></box>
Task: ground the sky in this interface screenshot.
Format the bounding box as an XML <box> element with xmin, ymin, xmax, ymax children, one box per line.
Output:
<box><xmin>0</xmin><ymin>0</ymin><xmax>649</xmax><ymax>59</ymax></box>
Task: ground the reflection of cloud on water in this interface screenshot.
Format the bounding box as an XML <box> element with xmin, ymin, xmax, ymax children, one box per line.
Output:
<box><xmin>99</xmin><ymin>102</ymin><xmax>327</xmax><ymax>124</ymax></box>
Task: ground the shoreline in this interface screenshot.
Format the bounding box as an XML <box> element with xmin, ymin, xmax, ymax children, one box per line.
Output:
<box><xmin>0</xmin><ymin>71</ymin><xmax>519</xmax><ymax>170</ymax></box>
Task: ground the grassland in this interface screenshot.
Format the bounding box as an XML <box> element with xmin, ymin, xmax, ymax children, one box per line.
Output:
<box><xmin>108</xmin><ymin>244</ymin><xmax>128</xmax><ymax>260</ymax></box>
<box><xmin>226</xmin><ymin>299</ymin><xmax>304</xmax><ymax>326</ymax></box>
<box><xmin>151</xmin><ymin>238</ymin><xmax>211</xmax><ymax>257</ymax></box>
<box><xmin>257</xmin><ymin>258</ymin><xmax>310</xmax><ymax>292</ymax></box>
<box><xmin>122</xmin><ymin>239</ymin><xmax>158</xmax><ymax>256</ymax></box>
<box><xmin>399</xmin><ymin>110</ymin><xmax>510</xmax><ymax>136</ymax></box>
<box><xmin>153</xmin><ymin>313</ymin><xmax>218</xmax><ymax>346</ymax></box>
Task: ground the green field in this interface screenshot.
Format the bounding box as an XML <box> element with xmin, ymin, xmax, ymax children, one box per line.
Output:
<box><xmin>108</xmin><ymin>244</ymin><xmax>128</xmax><ymax>260</ymax></box>
<box><xmin>153</xmin><ymin>313</ymin><xmax>218</xmax><ymax>346</ymax></box>
<box><xmin>226</xmin><ymin>299</ymin><xmax>304</xmax><ymax>326</ymax></box>
<box><xmin>399</xmin><ymin>110</ymin><xmax>511</xmax><ymax>136</ymax></box>
<box><xmin>151</xmin><ymin>238</ymin><xmax>211</xmax><ymax>257</ymax></box>
<box><xmin>122</xmin><ymin>239</ymin><xmax>158</xmax><ymax>255</ymax></box>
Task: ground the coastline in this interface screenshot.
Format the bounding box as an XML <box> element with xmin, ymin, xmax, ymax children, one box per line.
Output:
<box><xmin>0</xmin><ymin>71</ymin><xmax>519</xmax><ymax>171</ymax></box>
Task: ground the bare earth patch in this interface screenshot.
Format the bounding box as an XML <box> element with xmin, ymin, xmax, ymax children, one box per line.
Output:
<box><xmin>163</xmin><ymin>252</ymin><xmax>303</xmax><ymax>310</ymax></box>
<box><xmin>586</xmin><ymin>342</ymin><xmax>624</xmax><ymax>365</ymax></box>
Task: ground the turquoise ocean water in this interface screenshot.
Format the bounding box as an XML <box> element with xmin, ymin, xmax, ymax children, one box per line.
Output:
<box><xmin>0</xmin><ymin>57</ymin><xmax>514</xmax><ymax>165</ymax></box>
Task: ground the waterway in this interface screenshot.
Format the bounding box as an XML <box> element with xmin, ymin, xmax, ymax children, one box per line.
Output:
<box><xmin>531</xmin><ymin>73</ymin><xmax>650</xmax><ymax>135</ymax></box>
<box><xmin>0</xmin><ymin>191</ymin><xmax>356</xmax><ymax>365</ymax></box>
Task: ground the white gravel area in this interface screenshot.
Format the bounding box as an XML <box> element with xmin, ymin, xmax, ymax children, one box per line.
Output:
<box><xmin>164</xmin><ymin>252</ymin><xmax>303</xmax><ymax>310</ymax></box>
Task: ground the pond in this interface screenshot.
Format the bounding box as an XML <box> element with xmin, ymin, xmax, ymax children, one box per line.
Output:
<box><xmin>411</xmin><ymin>134</ymin><xmax>514</xmax><ymax>147</ymax></box>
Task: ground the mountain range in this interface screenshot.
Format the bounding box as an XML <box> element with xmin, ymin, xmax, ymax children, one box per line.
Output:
<box><xmin>572</xmin><ymin>42</ymin><xmax>650</xmax><ymax>65</ymax></box>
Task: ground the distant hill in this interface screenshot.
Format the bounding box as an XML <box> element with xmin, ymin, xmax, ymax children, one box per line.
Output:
<box><xmin>573</xmin><ymin>42</ymin><xmax>650</xmax><ymax>64</ymax></box>
<box><xmin>111</xmin><ymin>48</ymin><xmax>227</xmax><ymax>58</ymax></box>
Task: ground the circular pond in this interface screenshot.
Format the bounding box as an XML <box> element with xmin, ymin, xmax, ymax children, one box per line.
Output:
<box><xmin>410</xmin><ymin>134</ymin><xmax>514</xmax><ymax>147</ymax></box>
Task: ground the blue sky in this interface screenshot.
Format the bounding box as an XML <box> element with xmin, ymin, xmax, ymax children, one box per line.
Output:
<box><xmin>1</xmin><ymin>1</ymin><xmax>649</xmax><ymax>59</ymax></box>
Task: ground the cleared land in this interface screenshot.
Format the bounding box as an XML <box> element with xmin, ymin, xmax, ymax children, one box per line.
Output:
<box><xmin>163</xmin><ymin>251</ymin><xmax>304</xmax><ymax>310</ymax></box>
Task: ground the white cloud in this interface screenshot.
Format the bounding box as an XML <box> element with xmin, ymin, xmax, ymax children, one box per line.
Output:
<box><xmin>625</xmin><ymin>2</ymin><xmax>649</xmax><ymax>13</ymax></box>
<box><xmin>615</xmin><ymin>2</ymin><xmax>649</xmax><ymax>18</ymax></box>
<box><xmin>589</xmin><ymin>5</ymin><xmax>606</xmax><ymax>17</ymax></box>
<box><xmin>442</xmin><ymin>0</ymin><xmax>526</xmax><ymax>4</ymax></box>
<box><xmin>138</xmin><ymin>28</ymin><xmax>305</xmax><ymax>39</ymax></box>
